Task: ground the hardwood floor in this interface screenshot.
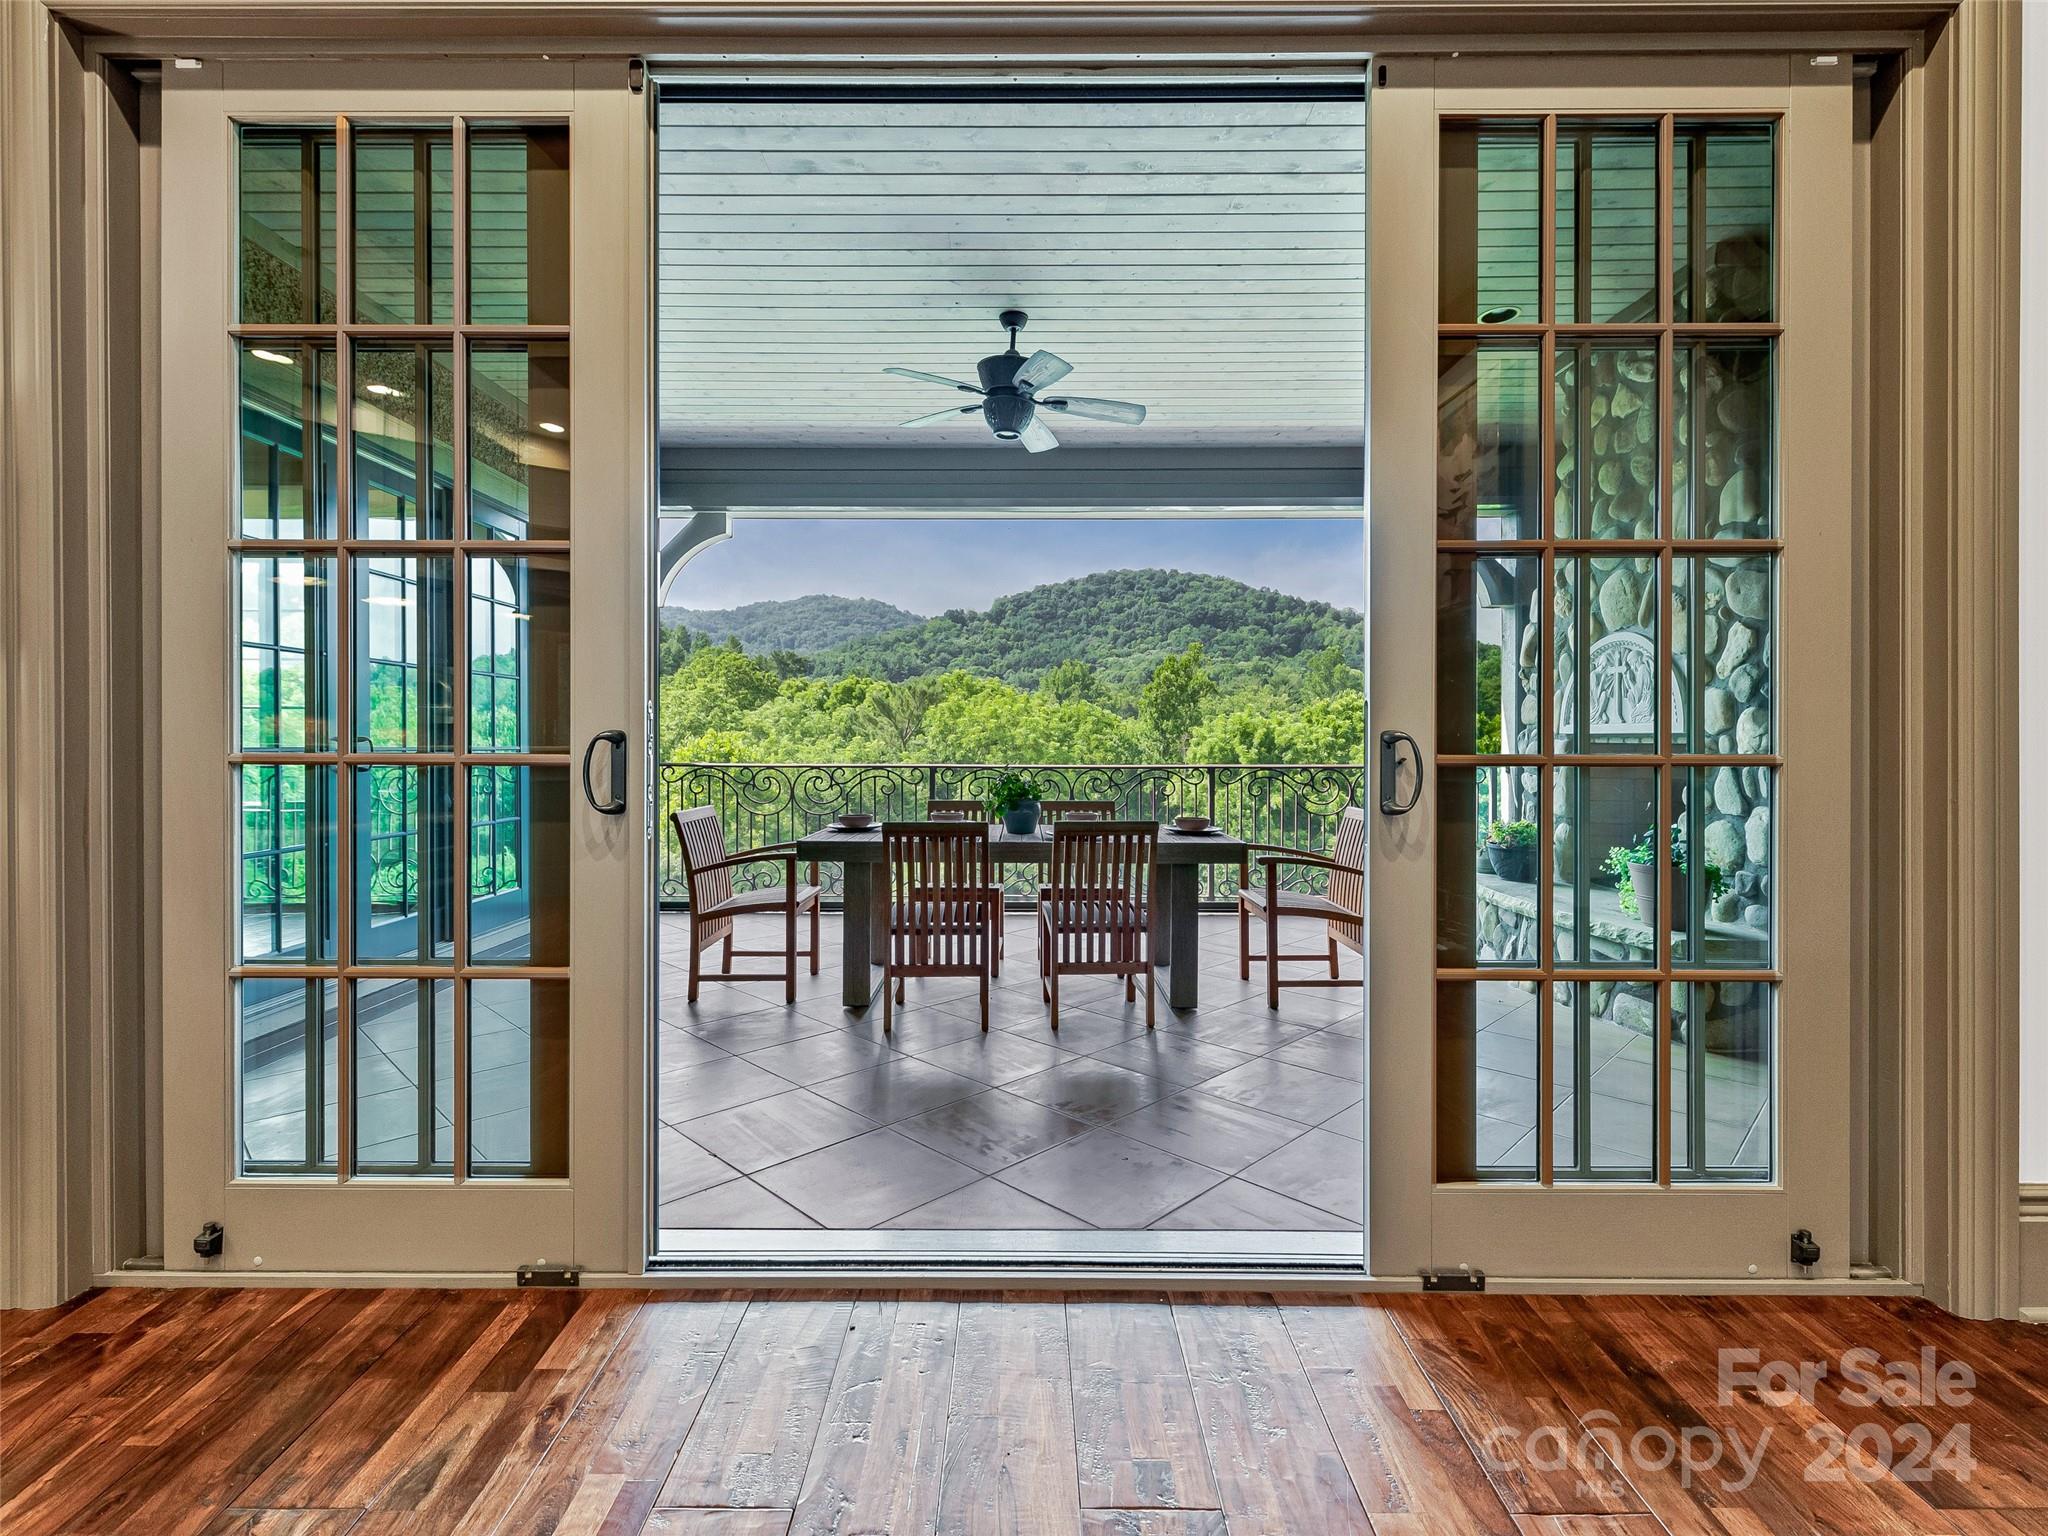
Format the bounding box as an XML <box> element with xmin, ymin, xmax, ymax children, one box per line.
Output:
<box><xmin>4</xmin><ymin>1288</ymin><xmax>2045</xmax><ymax>1535</ymax></box>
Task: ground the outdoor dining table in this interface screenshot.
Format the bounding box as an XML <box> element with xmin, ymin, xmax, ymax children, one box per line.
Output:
<box><xmin>792</xmin><ymin>821</ymin><xmax>1249</xmax><ymax>1011</ymax></box>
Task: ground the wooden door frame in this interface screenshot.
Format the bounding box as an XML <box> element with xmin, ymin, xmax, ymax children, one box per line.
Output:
<box><xmin>0</xmin><ymin>0</ymin><xmax>2020</xmax><ymax>1312</ymax></box>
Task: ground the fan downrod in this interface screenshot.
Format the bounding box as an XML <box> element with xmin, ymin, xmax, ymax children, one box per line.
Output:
<box><xmin>998</xmin><ymin>309</ymin><xmax>1028</xmax><ymax>346</ymax></box>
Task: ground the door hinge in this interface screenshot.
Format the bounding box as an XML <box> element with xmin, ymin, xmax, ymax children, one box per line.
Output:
<box><xmin>1420</xmin><ymin>1265</ymin><xmax>1486</xmax><ymax>1293</ymax></box>
<box><xmin>517</xmin><ymin>1261</ymin><xmax>582</xmax><ymax>1288</ymax></box>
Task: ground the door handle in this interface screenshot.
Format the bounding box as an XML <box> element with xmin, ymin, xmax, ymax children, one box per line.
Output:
<box><xmin>1378</xmin><ymin>729</ymin><xmax>1424</xmax><ymax>815</ymax></box>
<box><xmin>582</xmin><ymin>729</ymin><xmax>628</xmax><ymax>815</ymax></box>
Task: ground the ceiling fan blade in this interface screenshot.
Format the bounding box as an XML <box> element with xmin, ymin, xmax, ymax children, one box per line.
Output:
<box><xmin>900</xmin><ymin>404</ymin><xmax>979</xmax><ymax>428</ymax></box>
<box><xmin>1041</xmin><ymin>395</ymin><xmax>1148</xmax><ymax>425</ymax></box>
<box><xmin>1014</xmin><ymin>350</ymin><xmax>1072</xmax><ymax>390</ymax></box>
<box><xmin>883</xmin><ymin>366</ymin><xmax>983</xmax><ymax>393</ymax></box>
<box><xmin>1018</xmin><ymin>415</ymin><xmax>1060</xmax><ymax>454</ymax></box>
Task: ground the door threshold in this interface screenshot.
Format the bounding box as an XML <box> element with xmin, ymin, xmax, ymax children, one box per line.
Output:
<box><xmin>652</xmin><ymin>1226</ymin><xmax>1365</xmax><ymax>1273</ymax></box>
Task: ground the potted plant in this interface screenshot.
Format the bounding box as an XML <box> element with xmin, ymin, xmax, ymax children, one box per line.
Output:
<box><xmin>984</xmin><ymin>772</ymin><xmax>1045</xmax><ymax>836</ymax></box>
<box><xmin>1483</xmin><ymin>820</ymin><xmax>1538</xmax><ymax>883</ymax></box>
<box><xmin>1602</xmin><ymin>826</ymin><xmax>1726</xmax><ymax>929</ymax></box>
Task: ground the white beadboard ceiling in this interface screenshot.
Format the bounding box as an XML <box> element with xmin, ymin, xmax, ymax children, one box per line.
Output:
<box><xmin>655</xmin><ymin>91</ymin><xmax>1366</xmax><ymax>459</ymax></box>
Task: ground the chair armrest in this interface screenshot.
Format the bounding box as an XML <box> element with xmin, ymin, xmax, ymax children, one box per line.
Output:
<box><xmin>689</xmin><ymin>849</ymin><xmax>798</xmax><ymax>878</ymax></box>
<box><xmin>1257</xmin><ymin>851</ymin><xmax>1361</xmax><ymax>876</ymax></box>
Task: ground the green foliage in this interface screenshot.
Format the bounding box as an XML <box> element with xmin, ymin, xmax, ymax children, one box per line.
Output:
<box><xmin>1139</xmin><ymin>643</ymin><xmax>1216</xmax><ymax>760</ymax></box>
<box><xmin>1603</xmin><ymin>826</ymin><xmax>1729</xmax><ymax>917</ymax></box>
<box><xmin>1487</xmin><ymin>819</ymin><xmax>1538</xmax><ymax>848</ymax></box>
<box><xmin>1038</xmin><ymin>658</ymin><xmax>1104</xmax><ymax>706</ymax></box>
<box><xmin>983</xmin><ymin>771</ymin><xmax>1046</xmax><ymax>819</ymax></box>
<box><xmin>1474</xmin><ymin>642</ymin><xmax>1502</xmax><ymax>754</ymax></box>
<box><xmin>662</xmin><ymin>594</ymin><xmax>923</xmax><ymax>655</ymax></box>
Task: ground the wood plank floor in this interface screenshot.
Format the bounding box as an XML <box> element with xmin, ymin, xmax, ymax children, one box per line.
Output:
<box><xmin>4</xmin><ymin>1288</ymin><xmax>2046</xmax><ymax>1536</ymax></box>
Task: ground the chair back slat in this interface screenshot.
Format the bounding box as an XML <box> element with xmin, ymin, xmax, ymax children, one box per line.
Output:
<box><xmin>886</xmin><ymin>821</ymin><xmax>990</xmax><ymax>974</ymax></box>
<box><xmin>1042</xmin><ymin>799</ymin><xmax>1116</xmax><ymax>822</ymax></box>
<box><xmin>1046</xmin><ymin>820</ymin><xmax>1155</xmax><ymax>968</ymax></box>
<box><xmin>1327</xmin><ymin>805</ymin><xmax>1365</xmax><ymax>947</ymax></box>
<box><xmin>926</xmin><ymin>798</ymin><xmax>984</xmax><ymax>822</ymax></box>
<box><xmin>671</xmin><ymin>805</ymin><xmax>734</xmax><ymax>912</ymax></box>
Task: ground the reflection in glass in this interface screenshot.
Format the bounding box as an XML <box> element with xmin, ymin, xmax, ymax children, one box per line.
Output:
<box><xmin>1555</xmin><ymin>556</ymin><xmax>1659</xmax><ymax>756</ymax></box>
<box><xmin>1554</xmin><ymin>122</ymin><xmax>1659</xmax><ymax>324</ymax></box>
<box><xmin>1672</xmin><ymin>982</ymin><xmax>1772</xmax><ymax>1179</ymax></box>
<box><xmin>351</xmin><ymin>131</ymin><xmax>454</xmax><ymax>325</ymax></box>
<box><xmin>1679</xmin><ymin>555</ymin><xmax>1774</xmax><ymax>756</ymax></box>
<box><xmin>1674</xmin><ymin>341</ymin><xmax>1773</xmax><ymax>538</ymax></box>
<box><xmin>1674</xmin><ymin>123</ymin><xmax>1774</xmax><ymax>323</ymax></box>
<box><xmin>1438</xmin><ymin>121</ymin><xmax>1540</xmax><ymax>325</ymax></box>
<box><xmin>1553</xmin><ymin>980</ymin><xmax>1657</xmax><ymax>1180</ymax></box>
<box><xmin>469</xmin><ymin>555</ymin><xmax>570</xmax><ymax>753</ymax></box>
<box><xmin>468</xmin><ymin>979</ymin><xmax>569</xmax><ymax>1178</ymax></box>
<box><xmin>1437</xmin><ymin>556</ymin><xmax>1540</xmax><ymax>758</ymax></box>
<box><xmin>1439</xmin><ymin>768</ymin><xmax>1537</xmax><ymax>968</ymax></box>
<box><xmin>469</xmin><ymin>127</ymin><xmax>571</xmax><ymax>325</ymax></box>
<box><xmin>238</xmin><ymin>764</ymin><xmax>336</xmax><ymax>963</ymax></box>
<box><xmin>1553</xmin><ymin>765</ymin><xmax>1659</xmax><ymax>967</ymax></box>
<box><xmin>238</xmin><ymin>978</ymin><xmax>338</xmax><ymax>1173</ymax></box>
<box><xmin>1438</xmin><ymin>980</ymin><xmax>1542</xmax><ymax>1180</ymax></box>
<box><xmin>1675</xmin><ymin>767</ymin><xmax>1772</xmax><ymax>968</ymax></box>
<box><xmin>352</xmin><ymin>978</ymin><xmax>455</xmax><ymax>1175</ymax></box>
<box><xmin>469</xmin><ymin>344</ymin><xmax>570</xmax><ymax>540</ymax></box>
<box><xmin>239</xmin><ymin>344</ymin><xmax>338</xmax><ymax>538</ymax></box>
<box><xmin>1553</xmin><ymin>343</ymin><xmax>1659</xmax><ymax>540</ymax></box>
<box><xmin>238</xmin><ymin>555</ymin><xmax>335</xmax><ymax>752</ymax></box>
<box><xmin>469</xmin><ymin>766</ymin><xmax>569</xmax><ymax>965</ymax></box>
<box><xmin>352</xmin><ymin>344</ymin><xmax>455</xmax><ymax>539</ymax></box>
<box><xmin>351</xmin><ymin>764</ymin><xmax>455</xmax><ymax>963</ymax></box>
<box><xmin>1438</xmin><ymin>343</ymin><xmax>1540</xmax><ymax>539</ymax></box>
<box><xmin>238</xmin><ymin>127</ymin><xmax>336</xmax><ymax>324</ymax></box>
<box><xmin>352</xmin><ymin>555</ymin><xmax>453</xmax><ymax>753</ymax></box>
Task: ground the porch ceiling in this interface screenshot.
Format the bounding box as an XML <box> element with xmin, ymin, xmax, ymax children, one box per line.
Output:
<box><xmin>656</xmin><ymin>90</ymin><xmax>1367</xmax><ymax>456</ymax></box>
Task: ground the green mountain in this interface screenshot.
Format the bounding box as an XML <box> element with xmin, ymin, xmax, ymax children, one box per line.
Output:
<box><xmin>815</xmin><ymin>568</ymin><xmax>1362</xmax><ymax>689</ymax></box>
<box><xmin>661</xmin><ymin>594</ymin><xmax>924</xmax><ymax>655</ymax></box>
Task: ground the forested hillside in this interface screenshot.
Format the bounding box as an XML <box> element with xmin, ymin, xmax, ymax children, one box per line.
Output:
<box><xmin>662</xmin><ymin>594</ymin><xmax>923</xmax><ymax>655</ymax></box>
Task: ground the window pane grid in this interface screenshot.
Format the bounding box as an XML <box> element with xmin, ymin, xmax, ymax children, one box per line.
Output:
<box><xmin>232</xmin><ymin>116</ymin><xmax>570</xmax><ymax>1181</ymax></box>
<box><xmin>1436</xmin><ymin>111</ymin><xmax>1777</xmax><ymax>1188</ymax></box>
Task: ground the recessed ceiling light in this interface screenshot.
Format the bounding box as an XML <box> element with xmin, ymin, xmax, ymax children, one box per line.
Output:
<box><xmin>510</xmin><ymin>611</ymin><xmax>532</xmax><ymax>622</ymax></box>
<box><xmin>250</xmin><ymin>348</ymin><xmax>294</xmax><ymax>366</ymax></box>
<box><xmin>1479</xmin><ymin>306</ymin><xmax>1523</xmax><ymax>325</ymax></box>
<box><xmin>537</xmin><ymin>421</ymin><xmax>565</xmax><ymax>434</ymax></box>
<box><xmin>364</xmin><ymin>382</ymin><xmax>404</xmax><ymax>398</ymax></box>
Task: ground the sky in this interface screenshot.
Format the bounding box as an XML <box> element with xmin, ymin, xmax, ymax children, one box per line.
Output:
<box><xmin>665</xmin><ymin>516</ymin><xmax>1367</xmax><ymax>617</ymax></box>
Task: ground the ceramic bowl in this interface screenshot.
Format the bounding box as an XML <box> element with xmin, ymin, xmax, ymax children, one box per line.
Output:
<box><xmin>1174</xmin><ymin>814</ymin><xmax>1212</xmax><ymax>833</ymax></box>
<box><xmin>837</xmin><ymin>812</ymin><xmax>875</xmax><ymax>830</ymax></box>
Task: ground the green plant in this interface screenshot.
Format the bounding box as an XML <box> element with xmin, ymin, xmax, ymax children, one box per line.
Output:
<box><xmin>1486</xmin><ymin>819</ymin><xmax>1538</xmax><ymax>848</ymax></box>
<box><xmin>983</xmin><ymin>772</ymin><xmax>1045</xmax><ymax>819</ymax></box>
<box><xmin>1602</xmin><ymin>826</ymin><xmax>1727</xmax><ymax>917</ymax></box>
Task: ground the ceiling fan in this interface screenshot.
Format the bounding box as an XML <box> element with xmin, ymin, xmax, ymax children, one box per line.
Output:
<box><xmin>883</xmin><ymin>309</ymin><xmax>1148</xmax><ymax>453</ymax></box>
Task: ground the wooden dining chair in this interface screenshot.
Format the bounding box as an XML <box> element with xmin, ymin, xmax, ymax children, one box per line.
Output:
<box><xmin>670</xmin><ymin>806</ymin><xmax>821</xmax><ymax>1004</ymax></box>
<box><xmin>1037</xmin><ymin>820</ymin><xmax>1157</xmax><ymax>1032</ymax></box>
<box><xmin>1041</xmin><ymin>799</ymin><xmax>1116</xmax><ymax>822</ymax></box>
<box><xmin>924</xmin><ymin>799</ymin><xmax>1005</xmax><ymax>975</ymax></box>
<box><xmin>1237</xmin><ymin>806</ymin><xmax>1365</xmax><ymax>1010</ymax></box>
<box><xmin>883</xmin><ymin>821</ymin><xmax>995</xmax><ymax>1034</ymax></box>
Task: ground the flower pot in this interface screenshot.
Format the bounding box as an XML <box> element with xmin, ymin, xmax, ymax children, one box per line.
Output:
<box><xmin>1628</xmin><ymin>862</ymin><xmax>1690</xmax><ymax>930</ymax></box>
<box><xmin>1485</xmin><ymin>842</ymin><xmax>1535</xmax><ymax>884</ymax></box>
<box><xmin>1002</xmin><ymin>800</ymin><xmax>1041</xmax><ymax>836</ymax></box>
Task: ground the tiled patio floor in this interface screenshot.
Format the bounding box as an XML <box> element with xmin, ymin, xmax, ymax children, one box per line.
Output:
<box><xmin>656</xmin><ymin>910</ymin><xmax>1367</xmax><ymax>1233</ymax></box>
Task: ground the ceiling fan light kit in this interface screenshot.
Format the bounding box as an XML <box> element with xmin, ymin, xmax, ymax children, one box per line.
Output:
<box><xmin>884</xmin><ymin>309</ymin><xmax>1148</xmax><ymax>454</ymax></box>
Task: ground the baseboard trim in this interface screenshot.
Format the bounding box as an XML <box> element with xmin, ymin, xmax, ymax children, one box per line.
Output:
<box><xmin>93</xmin><ymin>1268</ymin><xmax>1923</xmax><ymax>1297</ymax></box>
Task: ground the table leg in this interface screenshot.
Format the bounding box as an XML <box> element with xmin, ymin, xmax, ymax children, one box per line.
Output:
<box><xmin>839</xmin><ymin>863</ymin><xmax>884</xmax><ymax>1009</ymax></box>
<box><xmin>1151</xmin><ymin>863</ymin><xmax>1203</xmax><ymax>1010</ymax></box>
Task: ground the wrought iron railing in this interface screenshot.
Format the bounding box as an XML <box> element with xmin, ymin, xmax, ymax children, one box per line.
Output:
<box><xmin>656</xmin><ymin>762</ymin><xmax>1366</xmax><ymax>908</ymax></box>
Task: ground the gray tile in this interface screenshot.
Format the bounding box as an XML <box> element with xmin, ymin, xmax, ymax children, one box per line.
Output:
<box><xmin>881</xmin><ymin>1178</ymin><xmax>1092</xmax><ymax>1230</ymax></box>
<box><xmin>1172</xmin><ymin>1005</ymin><xmax>1318</xmax><ymax>1053</ymax></box>
<box><xmin>891</xmin><ymin>1088</ymin><xmax>1096</xmax><ymax>1175</ymax></box>
<box><xmin>678</xmin><ymin>1088</ymin><xmax>875</xmax><ymax>1174</ymax></box>
<box><xmin>742</xmin><ymin>1031</ymin><xmax>893</xmax><ymax>1086</ymax></box>
<box><xmin>658</xmin><ymin>1176</ymin><xmax>819</xmax><ymax>1230</ymax></box>
<box><xmin>908</xmin><ymin>1030</ymin><xmax>1078</xmax><ymax>1086</ymax></box>
<box><xmin>1149</xmin><ymin>1177</ymin><xmax>1357</xmax><ymax>1232</ymax></box>
<box><xmin>1005</xmin><ymin>1058</ymin><xmax>1169</xmax><ymax>1126</ymax></box>
<box><xmin>1238</xmin><ymin>1128</ymin><xmax>1365</xmax><ymax>1223</ymax></box>
<box><xmin>836</xmin><ymin>1005</ymin><xmax>996</xmax><ymax>1051</ymax></box>
<box><xmin>1195</xmin><ymin>1058</ymin><xmax>1363</xmax><ymax>1127</ymax></box>
<box><xmin>656</xmin><ymin>1126</ymin><xmax>740</xmax><ymax>1204</ymax></box>
<box><xmin>937</xmin><ymin>984</ymin><xmax>1056</xmax><ymax>1031</ymax></box>
<box><xmin>1088</xmin><ymin>1033</ymin><xmax>1260</xmax><ymax>1089</ymax></box>
<box><xmin>1015</xmin><ymin>1007</ymin><xmax>1149</xmax><ymax>1055</ymax></box>
<box><xmin>1269</xmin><ymin>1028</ymin><xmax>1365</xmax><ymax>1081</ymax></box>
<box><xmin>1109</xmin><ymin>1088</ymin><xmax>1309</xmax><ymax>1175</ymax></box>
<box><xmin>654</xmin><ymin>1027</ymin><xmax>733</xmax><ymax>1071</ymax></box>
<box><xmin>998</xmin><ymin>1129</ymin><xmax>1226</xmax><ymax>1230</ymax></box>
<box><xmin>657</xmin><ymin>1054</ymin><xmax>796</xmax><ymax>1124</ymax></box>
<box><xmin>1474</xmin><ymin>1065</ymin><xmax>1542</xmax><ymax>1123</ymax></box>
<box><xmin>1317</xmin><ymin>1099</ymin><xmax>1365</xmax><ymax>1142</ymax></box>
<box><xmin>809</xmin><ymin>1057</ymin><xmax>986</xmax><ymax>1124</ymax></box>
<box><xmin>753</xmin><ymin>1128</ymin><xmax>980</xmax><ymax>1228</ymax></box>
<box><xmin>683</xmin><ymin>1010</ymin><xmax>839</xmax><ymax>1057</ymax></box>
